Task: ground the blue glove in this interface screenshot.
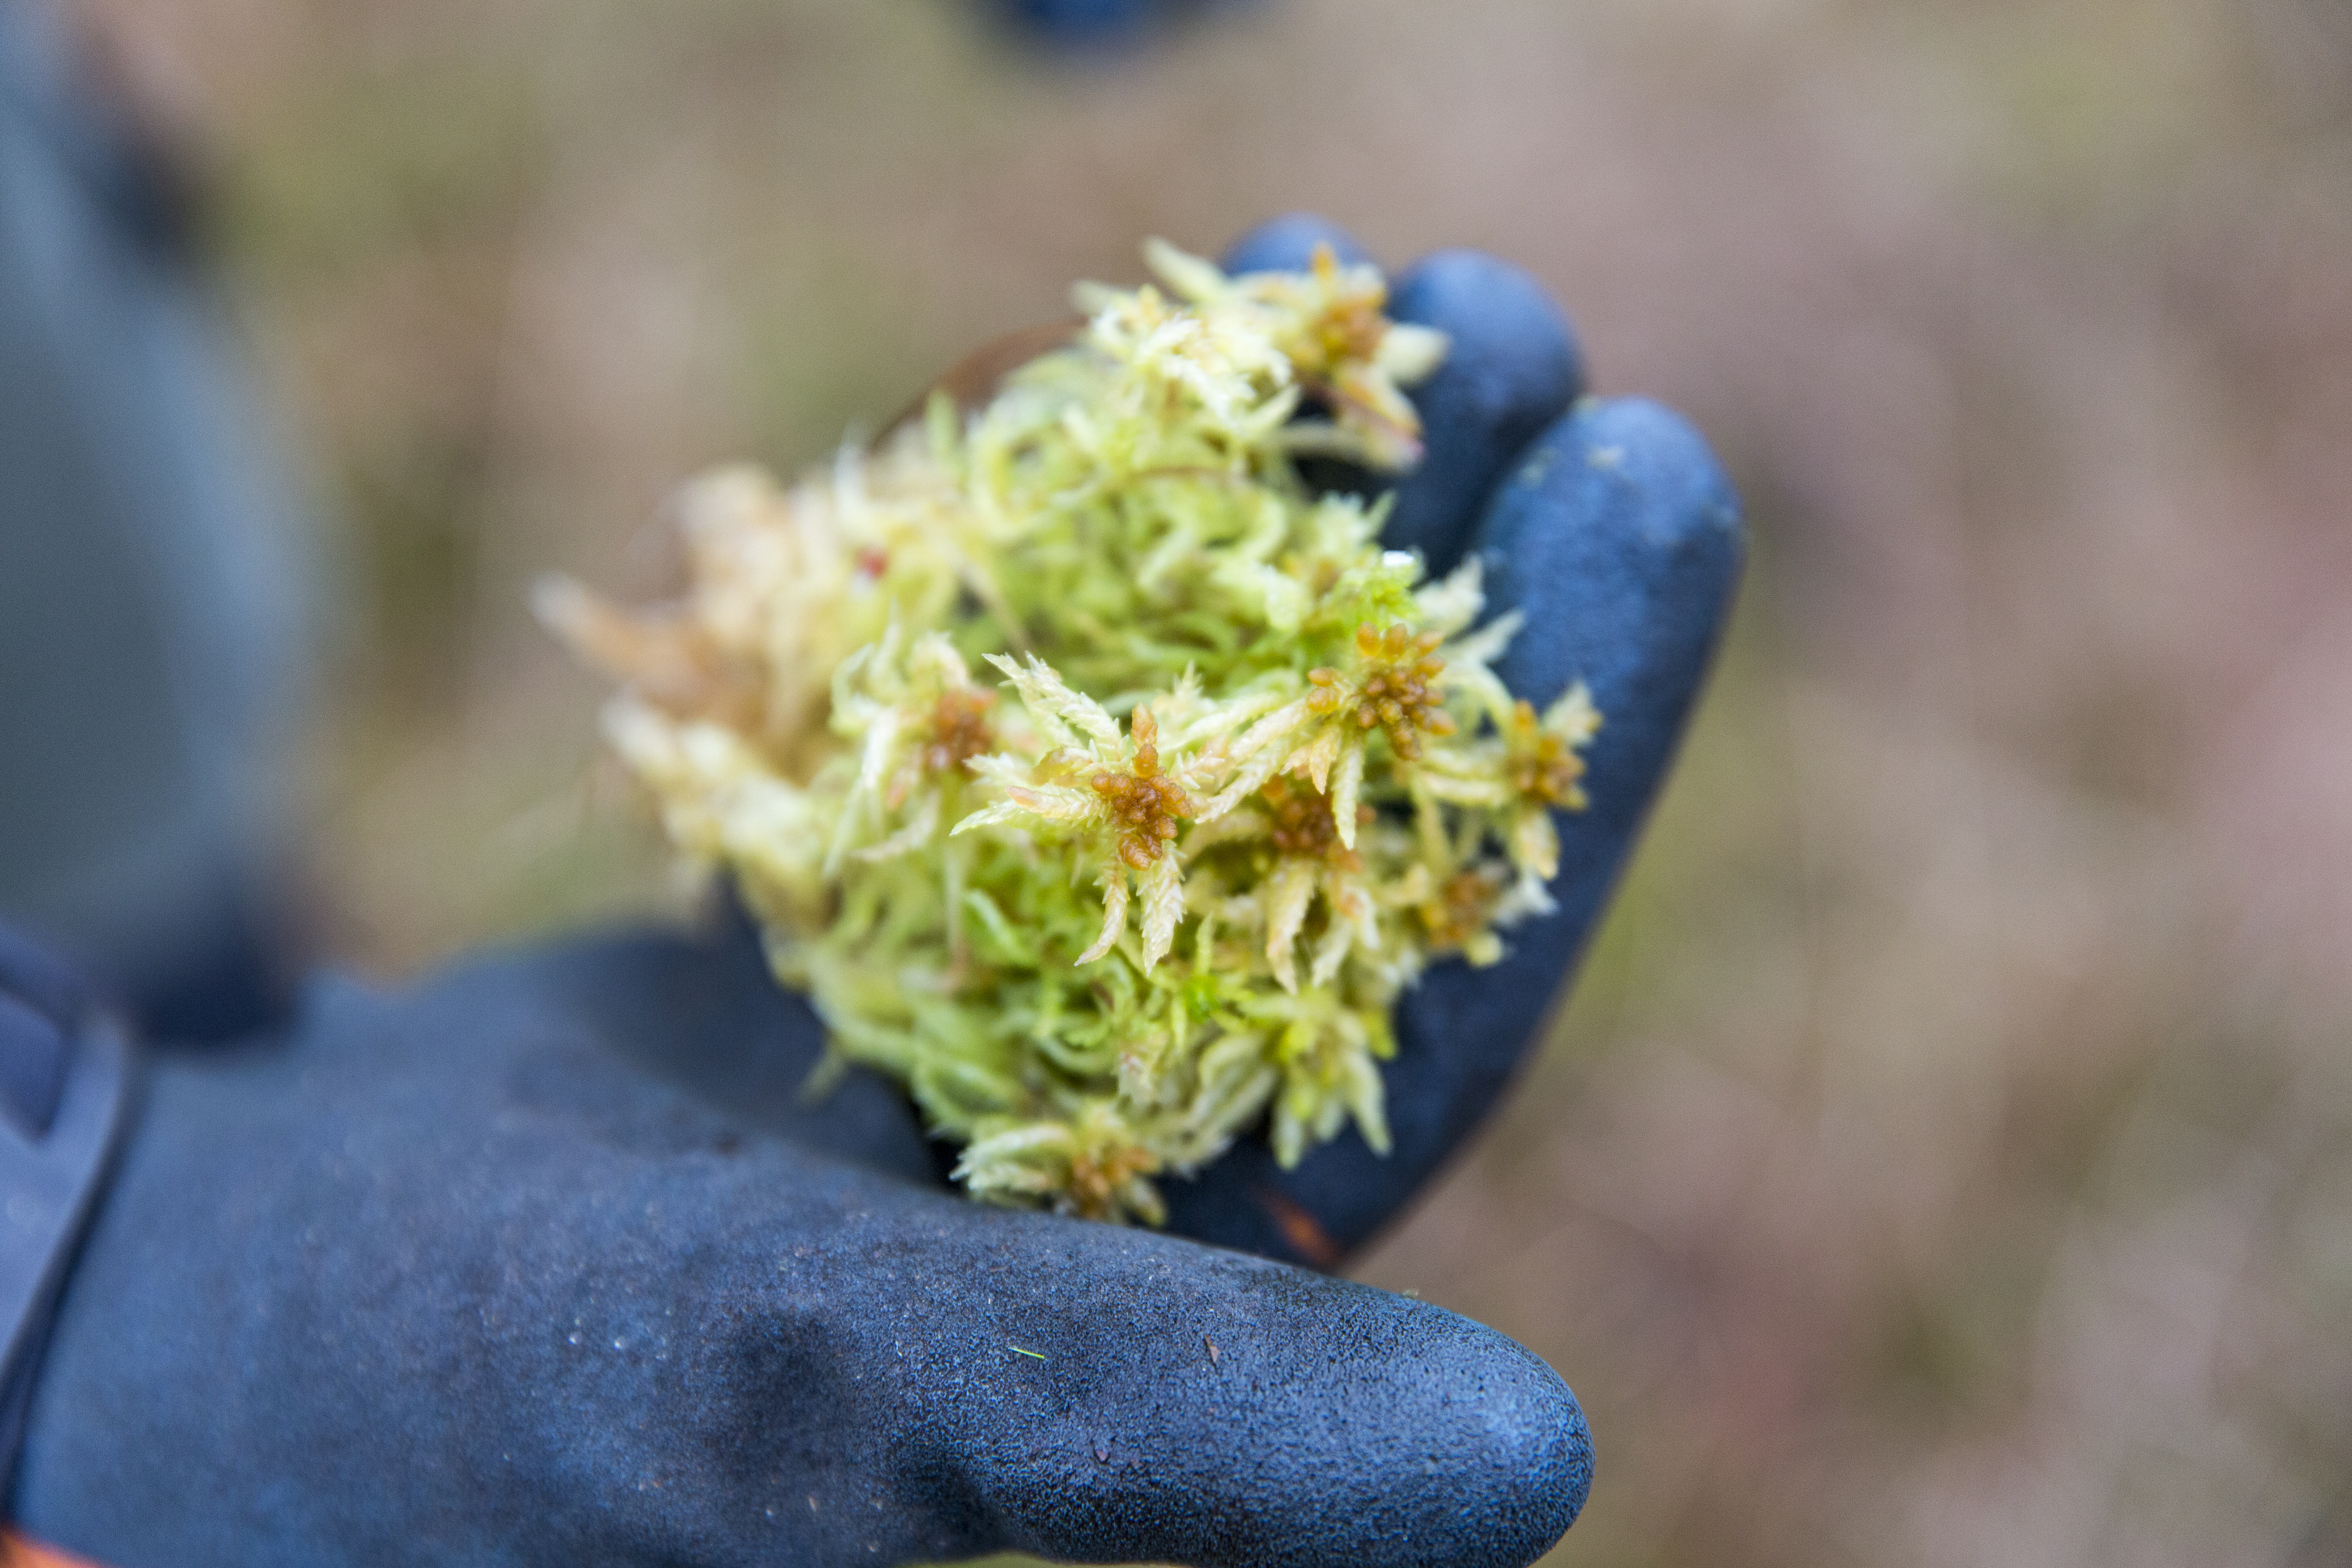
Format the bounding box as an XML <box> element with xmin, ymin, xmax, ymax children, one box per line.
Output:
<box><xmin>8</xmin><ymin>216</ymin><xmax>1742</xmax><ymax>1568</ymax></box>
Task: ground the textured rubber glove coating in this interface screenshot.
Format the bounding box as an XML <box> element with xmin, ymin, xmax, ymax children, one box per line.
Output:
<box><xmin>18</xmin><ymin>929</ymin><xmax>1589</xmax><ymax>1568</ymax></box>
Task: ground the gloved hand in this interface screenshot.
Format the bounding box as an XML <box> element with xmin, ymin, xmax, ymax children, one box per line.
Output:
<box><xmin>9</xmin><ymin>216</ymin><xmax>1742</xmax><ymax>1568</ymax></box>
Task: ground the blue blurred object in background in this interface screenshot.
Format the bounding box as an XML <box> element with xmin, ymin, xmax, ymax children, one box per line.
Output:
<box><xmin>0</xmin><ymin>3</ymin><xmax>310</xmax><ymax>1042</ymax></box>
<box><xmin>990</xmin><ymin>0</ymin><xmax>1251</xmax><ymax>48</ymax></box>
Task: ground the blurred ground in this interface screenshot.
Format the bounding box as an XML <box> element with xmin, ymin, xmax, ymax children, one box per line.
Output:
<box><xmin>58</xmin><ymin>0</ymin><xmax>2352</xmax><ymax>1562</ymax></box>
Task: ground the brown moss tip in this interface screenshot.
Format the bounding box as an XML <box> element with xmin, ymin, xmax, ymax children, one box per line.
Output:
<box><xmin>1419</xmin><ymin>866</ymin><xmax>1503</xmax><ymax>953</ymax></box>
<box><xmin>923</xmin><ymin>688</ymin><xmax>996</xmax><ymax>777</ymax></box>
<box><xmin>1306</xmin><ymin>624</ymin><xmax>1455</xmax><ymax>762</ymax></box>
<box><xmin>1092</xmin><ymin>708</ymin><xmax>1194</xmax><ymax>871</ymax></box>
<box><xmin>1507</xmin><ymin>698</ymin><xmax>1588</xmax><ymax>808</ymax></box>
<box><xmin>1262</xmin><ymin>773</ymin><xmax>1367</xmax><ymax>870</ymax></box>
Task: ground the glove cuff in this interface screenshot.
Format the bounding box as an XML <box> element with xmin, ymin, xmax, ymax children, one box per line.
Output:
<box><xmin>0</xmin><ymin>936</ymin><xmax>138</xmax><ymax>1507</ymax></box>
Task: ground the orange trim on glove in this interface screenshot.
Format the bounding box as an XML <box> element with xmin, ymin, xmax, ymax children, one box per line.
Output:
<box><xmin>2</xmin><ymin>1531</ymin><xmax>108</xmax><ymax>1568</ymax></box>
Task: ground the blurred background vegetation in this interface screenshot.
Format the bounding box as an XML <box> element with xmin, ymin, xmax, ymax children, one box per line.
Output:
<box><xmin>60</xmin><ymin>0</ymin><xmax>2352</xmax><ymax>1561</ymax></box>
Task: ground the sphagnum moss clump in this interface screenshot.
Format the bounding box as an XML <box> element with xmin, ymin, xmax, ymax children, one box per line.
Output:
<box><xmin>541</xmin><ymin>241</ymin><xmax>1601</xmax><ymax>1224</ymax></box>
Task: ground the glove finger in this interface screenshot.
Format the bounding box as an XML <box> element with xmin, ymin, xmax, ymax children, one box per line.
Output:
<box><xmin>1164</xmin><ymin>396</ymin><xmax>1744</xmax><ymax>1265</ymax></box>
<box><xmin>1218</xmin><ymin>210</ymin><xmax>1372</xmax><ymax>274</ymax></box>
<box><xmin>1378</xmin><ymin>249</ymin><xmax>1586</xmax><ymax>576</ymax></box>
<box><xmin>793</xmin><ymin>1192</ymin><xmax>1595</xmax><ymax>1568</ymax></box>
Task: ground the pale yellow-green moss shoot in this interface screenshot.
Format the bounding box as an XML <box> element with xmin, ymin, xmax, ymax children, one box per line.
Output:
<box><xmin>540</xmin><ymin>241</ymin><xmax>1598</xmax><ymax>1224</ymax></box>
